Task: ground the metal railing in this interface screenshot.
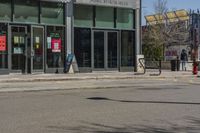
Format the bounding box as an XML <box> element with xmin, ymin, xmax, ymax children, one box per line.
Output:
<box><xmin>135</xmin><ymin>58</ymin><xmax>162</xmax><ymax>76</ymax></box>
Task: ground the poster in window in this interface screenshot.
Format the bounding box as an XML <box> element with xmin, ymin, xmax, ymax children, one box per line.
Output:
<box><xmin>19</xmin><ymin>36</ymin><xmax>24</xmax><ymax>44</ymax></box>
<box><xmin>0</xmin><ymin>35</ymin><xmax>6</xmax><ymax>51</ymax></box>
<box><xmin>51</xmin><ymin>38</ymin><xmax>61</xmax><ymax>53</ymax></box>
<box><xmin>14</xmin><ymin>47</ymin><xmax>23</xmax><ymax>54</ymax></box>
<box><xmin>35</xmin><ymin>37</ymin><xmax>40</xmax><ymax>44</ymax></box>
<box><xmin>47</xmin><ymin>37</ymin><xmax>52</xmax><ymax>49</ymax></box>
<box><xmin>36</xmin><ymin>44</ymin><xmax>40</xmax><ymax>49</ymax></box>
<box><xmin>14</xmin><ymin>36</ymin><xmax>19</xmax><ymax>44</ymax></box>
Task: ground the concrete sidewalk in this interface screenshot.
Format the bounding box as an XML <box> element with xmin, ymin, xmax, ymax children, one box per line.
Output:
<box><xmin>0</xmin><ymin>70</ymin><xmax>198</xmax><ymax>83</ymax></box>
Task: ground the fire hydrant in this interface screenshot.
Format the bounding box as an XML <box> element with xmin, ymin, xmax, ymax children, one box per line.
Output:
<box><xmin>193</xmin><ymin>61</ymin><xmax>198</xmax><ymax>75</ymax></box>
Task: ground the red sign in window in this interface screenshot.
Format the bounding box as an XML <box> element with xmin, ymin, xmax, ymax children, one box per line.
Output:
<box><xmin>0</xmin><ymin>35</ymin><xmax>6</xmax><ymax>51</ymax></box>
<box><xmin>51</xmin><ymin>38</ymin><xmax>61</xmax><ymax>53</ymax></box>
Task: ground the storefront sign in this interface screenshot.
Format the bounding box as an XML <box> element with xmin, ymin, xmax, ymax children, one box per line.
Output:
<box><xmin>0</xmin><ymin>35</ymin><xmax>6</xmax><ymax>51</ymax></box>
<box><xmin>51</xmin><ymin>38</ymin><xmax>61</xmax><ymax>53</ymax></box>
<box><xmin>40</xmin><ymin>0</ymin><xmax>68</xmax><ymax>3</ymax></box>
<box><xmin>64</xmin><ymin>54</ymin><xmax>74</xmax><ymax>73</ymax></box>
<box><xmin>74</xmin><ymin>0</ymin><xmax>140</xmax><ymax>9</ymax></box>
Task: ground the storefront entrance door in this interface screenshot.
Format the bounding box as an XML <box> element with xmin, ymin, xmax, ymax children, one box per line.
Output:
<box><xmin>31</xmin><ymin>26</ymin><xmax>44</xmax><ymax>73</ymax></box>
<box><xmin>10</xmin><ymin>25</ymin><xmax>44</xmax><ymax>74</ymax></box>
<box><xmin>93</xmin><ymin>30</ymin><xmax>118</xmax><ymax>70</ymax></box>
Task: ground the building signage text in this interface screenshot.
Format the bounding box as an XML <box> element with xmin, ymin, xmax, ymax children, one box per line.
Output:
<box><xmin>75</xmin><ymin>0</ymin><xmax>140</xmax><ymax>9</ymax></box>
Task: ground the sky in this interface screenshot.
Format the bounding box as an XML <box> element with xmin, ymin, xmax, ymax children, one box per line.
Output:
<box><xmin>142</xmin><ymin>0</ymin><xmax>200</xmax><ymax>25</ymax></box>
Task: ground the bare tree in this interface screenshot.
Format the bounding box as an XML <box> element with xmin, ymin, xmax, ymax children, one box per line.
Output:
<box><xmin>143</xmin><ymin>0</ymin><xmax>190</xmax><ymax>60</ymax></box>
<box><xmin>154</xmin><ymin>0</ymin><xmax>168</xmax><ymax>14</ymax></box>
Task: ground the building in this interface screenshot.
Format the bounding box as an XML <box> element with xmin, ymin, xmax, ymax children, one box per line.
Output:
<box><xmin>0</xmin><ymin>0</ymin><xmax>141</xmax><ymax>74</ymax></box>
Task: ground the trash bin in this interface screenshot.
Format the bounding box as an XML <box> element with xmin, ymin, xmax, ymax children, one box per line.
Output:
<box><xmin>171</xmin><ymin>60</ymin><xmax>176</xmax><ymax>71</ymax></box>
<box><xmin>176</xmin><ymin>59</ymin><xmax>180</xmax><ymax>71</ymax></box>
<box><xmin>171</xmin><ymin>59</ymin><xmax>180</xmax><ymax>71</ymax></box>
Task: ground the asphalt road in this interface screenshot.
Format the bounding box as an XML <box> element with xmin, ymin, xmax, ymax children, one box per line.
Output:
<box><xmin>0</xmin><ymin>78</ymin><xmax>200</xmax><ymax>133</ymax></box>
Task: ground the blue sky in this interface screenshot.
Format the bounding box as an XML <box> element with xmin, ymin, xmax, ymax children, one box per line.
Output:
<box><xmin>142</xmin><ymin>0</ymin><xmax>200</xmax><ymax>25</ymax></box>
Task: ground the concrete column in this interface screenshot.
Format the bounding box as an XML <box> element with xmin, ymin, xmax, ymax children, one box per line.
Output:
<box><xmin>66</xmin><ymin>0</ymin><xmax>73</xmax><ymax>54</ymax></box>
<box><xmin>8</xmin><ymin>25</ymin><xmax>11</xmax><ymax>71</ymax></box>
<box><xmin>136</xmin><ymin>7</ymin><xmax>141</xmax><ymax>55</ymax></box>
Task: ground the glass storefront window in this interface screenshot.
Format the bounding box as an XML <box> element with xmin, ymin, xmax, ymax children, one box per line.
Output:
<box><xmin>0</xmin><ymin>23</ymin><xmax>8</xmax><ymax>69</ymax></box>
<box><xmin>14</xmin><ymin>0</ymin><xmax>38</xmax><ymax>23</ymax></box>
<box><xmin>46</xmin><ymin>26</ymin><xmax>65</xmax><ymax>69</ymax></box>
<box><xmin>96</xmin><ymin>7</ymin><xmax>114</xmax><ymax>28</ymax></box>
<box><xmin>117</xmin><ymin>8</ymin><xmax>134</xmax><ymax>29</ymax></box>
<box><xmin>74</xmin><ymin>5</ymin><xmax>93</xmax><ymax>27</ymax></box>
<box><xmin>41</xmin><ymin>2</ymin><xmax>64</xmax><ymax>25</ymax></box>
<box><xmin>0</xmin><ymin>0</ymin><xmax>11</xmax><ymax>21</ymax></box>
<box><xmin>74</xmin><ymin>28</ymin><xmax>91</xmax><ymax>68</ymax></box>
<box><xmin>11</xmin><ymin>26</ymin><xmax>26</xmax><ymax>70</ymax></box>
<box><xmin>121</xmin><ymin>31</ymin><xmax>135</xmax><ymax>67</ymax></box>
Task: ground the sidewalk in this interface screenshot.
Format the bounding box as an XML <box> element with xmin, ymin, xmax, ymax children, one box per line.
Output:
<box><xmin>0</xmin><ymin>70</ymin><xmax>198</xmax><ymax>83</ymax></box>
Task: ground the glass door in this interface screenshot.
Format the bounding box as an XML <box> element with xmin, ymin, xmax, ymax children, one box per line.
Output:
<box><xmin>93</xmin><ymin>30</ymin><xmax>118</xmax><ymax>71</ymax></box>
<box><xmin>11</xmin><ymin>26</ymin><xmax>27</xmax><ymax>73</ymax></box>
<box><xmin>93</xmin><ymin>31</ymin><xmax>105</xmax><ymax>69</ymax></box>
<box><xmin>107</xmin><ymin>31</ymin><xmax>118</xmax><ymax>69</ymax></box>
<box><xmin>31</xmin><ymin>26</ymin><xmax>44</xmax><ymax>73</ymax></box>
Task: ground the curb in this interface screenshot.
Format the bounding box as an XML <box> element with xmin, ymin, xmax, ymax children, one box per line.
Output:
<box><xmin>0</xmin><ymin>77</ymin><xmax>199</xmax><ymax>93</ymax></box>
<box><xmin>0</xmin><ymin>85</ymin><xmax>135</xmax><ymax>93</ymax></box>
<box><xmin>0</xmin><ymin>75</ymin><xmax>197</xmax><ymax>83</ymax></box>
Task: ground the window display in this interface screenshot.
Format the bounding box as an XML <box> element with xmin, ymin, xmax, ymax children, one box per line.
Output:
<box><xmin>0</xmin><ymin>23</ymin><xmax>8</xmax><ymax>69</ymax></box>
<box><xmin>46</xmin><ymin>26</ymin><xmax>65</xmax><ymax>69</ymax></box>
<box><xmin>0</xmin><ymin>35</ymin><xmax>6</xmax><ymax>51</ymax></box>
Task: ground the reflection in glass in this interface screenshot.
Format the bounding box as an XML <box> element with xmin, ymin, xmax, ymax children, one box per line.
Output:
<box><xmin>46</xmin><ymin>26</ymin><xmax>65</xmax><ymax>68</ymax></box>
<box><xmin>108</xmin><ymin>32</ymin><xmax>117</xmax><ymax>68</ymax></box>
<box><xmin>41</xmin><ymin>2</ymin><xmax>64</xmax><ymax>25</ymax></box>
<box><xmin>74</xmin><ymin>5</ymin><xmax>93</xmax><ymax>27</ymax></box>
<box><xmin>0</xmin><ymin>0</ymin><xmax>11</xmax><ymax>21</ymax></box>
<box><xmin>121</xmin><ymin>31</ymin><xmax>135</xmax><ymax>67</ymax></box>
<box><xmin>0</xmin><ymin>23</ymin><xmax>8</xmax><ymax>69</ymax></box>
<box><xmin>94</xmin><ymin>31</ymin><xmax>104</xmax><ymax>68</ymax></box>
<box><xmin>96</xmin><ymin>7</ymin><xmax>114</xmax><ymax>28</ymax></box>
<box><xmin>74</xmin><ymin>28</ymin><xmax>91</xmax><ymax>67</ymax></box>
<box><xmin>117</xmin><ymin>8</ymin><xmax>134</xmax><ymax>29</ymax></box>
<box><xmin>14</xmin><ymin>0</ymin><xmax>38</xmax><ymax>23</ymax></box>
<box><xmin>33</xmin><ymin>27</ymin><xmax>43</xmax><ymax>70</ymax></box>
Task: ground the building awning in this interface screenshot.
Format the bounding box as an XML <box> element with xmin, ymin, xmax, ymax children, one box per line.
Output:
<box><xmin>145</xmin><ymin>9</ymin><xmax>189</xmax><ymax>24</ymax></box>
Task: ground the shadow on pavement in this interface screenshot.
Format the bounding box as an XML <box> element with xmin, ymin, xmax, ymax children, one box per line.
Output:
<box><xmin>87</xmin><ymin>97</ymin><xmax>200</xmax><ymax>105</ymax></box>
<box><xmin>47</xmin><ymin>117</ymin><xmax>200</xmax><ymax>133</ymax></box>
